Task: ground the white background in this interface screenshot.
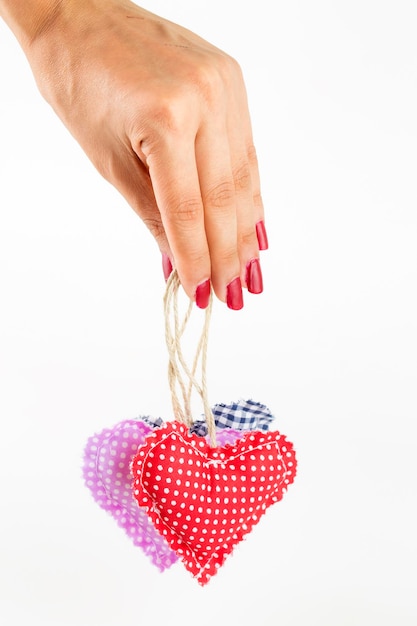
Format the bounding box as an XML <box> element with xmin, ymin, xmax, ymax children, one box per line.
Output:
<box><xmin>1</xmin><ymin>1</ymin><xmax>416</xmax><ymax>624</ymax></box>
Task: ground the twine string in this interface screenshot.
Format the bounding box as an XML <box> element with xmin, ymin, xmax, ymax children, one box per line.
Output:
<box><xmin>163</xmin><ymin>271</ymin><xmax>216</xmax><ymax>447</ymax></box>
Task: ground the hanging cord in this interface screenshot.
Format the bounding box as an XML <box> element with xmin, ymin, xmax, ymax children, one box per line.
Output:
<box><xmin>163</xmin><ymin>270</ymin><xmax>216</xmax><ymax>447</ymax></box>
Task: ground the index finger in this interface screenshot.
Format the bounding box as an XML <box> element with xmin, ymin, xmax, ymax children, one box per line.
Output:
<box><xmin>144</xmin><ymin>134</ymin><xmax>212</xmax><ymax>305</ymax></box>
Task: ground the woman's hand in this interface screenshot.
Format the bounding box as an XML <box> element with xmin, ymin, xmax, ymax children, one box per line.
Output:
<box><xmin>4</xmin><ymin>0</ymin><xmax>268</xmax><ymax>308</ymax></box>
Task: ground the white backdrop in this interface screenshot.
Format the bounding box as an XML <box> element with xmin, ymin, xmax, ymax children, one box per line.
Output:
<box><xmin>1</xmin><ymin>1</ymin><xmax>416</xmax><ymax>625</ymax></box>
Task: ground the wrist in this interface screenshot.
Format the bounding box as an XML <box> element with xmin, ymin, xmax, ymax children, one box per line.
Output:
<box><xmin>0</xmin><ymin>0</ymin><xmax>95</xmax><ymax>52</ymax></box>
<box><xmin>0</xmin><ymin>0</ymin><xmax>67</xmax><ymax>52</ymax></box>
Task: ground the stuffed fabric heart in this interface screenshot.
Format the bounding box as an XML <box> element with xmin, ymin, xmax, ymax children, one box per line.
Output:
<box><xmin>83</xmin><ymin>418</ymin><xmax>177</xmax><ymax>571</ymax></box>
<box><xmin>83</xmin><ymin>399</ymin><xmax>275</xmax><ymax>571</ymax></box>
<box><xmin>191</xmin><ymin>398</ymin><xmax>274</xmax><ymax>436</ymax></box>
<box><xmin>131</xmin><ymin>420</ymin><xmax>297</xmax><ymax>585</ymax></box>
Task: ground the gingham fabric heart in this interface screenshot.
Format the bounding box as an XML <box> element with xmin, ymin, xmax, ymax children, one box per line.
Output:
<box><xmin>131</xmin><ymin>420</ymin><xmax>297</xmax><ymax>585</ymax></box>
<box><xmin>82</xmin><ymin>400</ymin><xmax>275</xmax><ymax>571</ymax></box>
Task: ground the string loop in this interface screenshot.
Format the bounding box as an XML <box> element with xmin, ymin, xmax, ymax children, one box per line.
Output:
<box><xmin>163</xmin><ymin>271</ymin><xmax>216</xmax><ymax>447</ymax></box>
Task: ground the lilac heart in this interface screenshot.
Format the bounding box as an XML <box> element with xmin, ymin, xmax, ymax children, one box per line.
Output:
<box><xmin>83</xmin><ymin>418</ymin><xmax>178</xmax><ymax>571</ymax></box>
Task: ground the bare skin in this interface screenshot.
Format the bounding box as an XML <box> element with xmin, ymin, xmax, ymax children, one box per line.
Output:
<box><xmin>0</xmin><ymin>0</ymin><xmax>267</xmax><ymax>308</ymax></box>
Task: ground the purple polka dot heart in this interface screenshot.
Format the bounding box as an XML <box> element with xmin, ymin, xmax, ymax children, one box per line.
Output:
<box><xmin>83</xmin><ymin>418</ymin><xmax>178</xmax><ymax>571</ymax></box>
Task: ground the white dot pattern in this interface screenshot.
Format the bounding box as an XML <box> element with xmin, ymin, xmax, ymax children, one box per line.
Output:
<box><xmin>132</xmin><ymin>421</ymin><xmax>297</xmax><ymax>585</ymax></box>
<box><xmin>83</xmin><ymin>419</ymin><xmax>178</xmax><ymax>571</ymax></box>
<box><xmin>83</xmin><ymin>419</ymin><xmax>250</xmax><ymax>571</ymax></box>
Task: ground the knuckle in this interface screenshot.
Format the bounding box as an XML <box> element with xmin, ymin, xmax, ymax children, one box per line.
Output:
<box><xmin>192</xmin><ymin>54</ymin><xmax>239</xmax><ymax>106</ymax></box>
<box><xmin>217</xmin><ymin>246</ymin><xmax>238</xmax><ymax>266</ymax></box>
<box><xmin>153</xmin><ymin>95</ymin><xmax>188</xmax><ymax>133</ymax></box>
<box><xmin>183</xmin><ymin>251</ymin><xmax>208</xmax><ymax>269</ymax></box>
<box><xmin>247</xmin><ymin>143</ymin><xmax>259</xmax><ymax>166</ymax></box>
<box><xmin>141</xmin><ymin>216</ymin><xmax>166</xmax><ymax>241</ymax></box>
<box><xmin>253</xmin><ymin>190</ymin><xmax>264</xmax><ymax>212</ymax></box>
<box><xmin>193</xmin><ymin>66</ymin><xmax>224</xmax><ymax>106</ymax></box>
<box><xmin>233</xmin><ymin>162</ymin><xmax>251</xmax><ymax>192</ymax></box>
<box><xmin>168</xmin><ymin>197</ymin><xmax>203</xmax><ymax>224</ymax></box>
<box><xmin>238</xmin><ymin>227</ymin><xmax>258</xmax><ymax>249</ymax></box>
<box><xmin>206</xmin><ymin>181</ymin><xmax>235</xmax><ymax>209</ymax></box>
<box><xmin>216</xmin><ymin>52</ymin><xmax>242</xmax><ymax>80</ymax></box>
<box><xmin>131</xmin><ymin>94</ymin><xmax>196</xmax><ymax>156</ymax></box>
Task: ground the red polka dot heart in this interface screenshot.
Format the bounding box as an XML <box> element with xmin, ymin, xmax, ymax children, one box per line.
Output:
<box><xmin>131</xmin><ymin>420</ymin><xmax>297</xmax><ymax>585</ymax></box>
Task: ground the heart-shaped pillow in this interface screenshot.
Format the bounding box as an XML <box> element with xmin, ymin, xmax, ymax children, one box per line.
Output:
<box><xmin>131</xmin><ymin>420</ymin><xmax>297</xmax><ymax>585</ymax></box>
<box><xmin>82</xmin><ymin>400</ymin><xmax>273</xmax><ymax>571</ymax></box>
<box><xmin>83</xmin><ymin>418</ymin><xmax>178</xmax><ymax>571</ymax></box>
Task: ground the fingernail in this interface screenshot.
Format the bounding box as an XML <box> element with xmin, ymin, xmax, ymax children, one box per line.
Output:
<box><xmin>256</xmin><ymin>220</ymin><xmax>269</xmax><ymax>251</ymax></box>
<box><xmin>162</xmin><ymin>253</ymin><xmax>173</xmax><ymax>281</ymax></box>
<box><xmin>195</xmin><ymin>279</ymin><xmax>211</xmax><ymax>309</ymax></box>
<box><xmin>226</xmin><ymin>277</ymin><xmax>244</xmax><ymax>310</ymax></box>
<box><xmin>246</xmin><ymin>258</ymin><xmax>263</xmax><ymax>294</ymax></box>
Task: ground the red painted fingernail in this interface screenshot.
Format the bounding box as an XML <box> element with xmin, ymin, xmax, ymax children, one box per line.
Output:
<box><xmin>162</xmin><ymin>253</ymin><xmax>173</xmax><ymax>281</ymax></box>
<box><xmin>246</xmin><ymin>258</ymin><xmax>263</xmax><ymax>294</ymax></box>
<box><xmin>195</xmin><ymin>279</ymin><xmax>211</xmax><ymax>309</ymax></box>
<box><xmin>226</xmin><ymin>277</ymin><xmax>244</xmax><ymax>310</ymax></box>
<box><xmin>256</xmin><ymin>220</ymin><xmax>269</xmax><ymax>250</ymax></box>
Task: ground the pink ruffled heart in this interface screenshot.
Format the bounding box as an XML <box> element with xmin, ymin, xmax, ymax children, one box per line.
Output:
<box><xmin>132</xmin><ymin>421</ymin><xmax>297</xmax><ymax>585</ymax></box>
